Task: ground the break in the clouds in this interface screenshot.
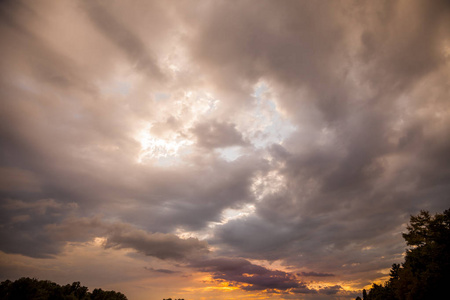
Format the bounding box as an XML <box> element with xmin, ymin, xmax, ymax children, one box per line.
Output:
<box><xmin>1</xmin><ymin>0</ymin><xmax>450</xmax><ymax>299</ymax></box>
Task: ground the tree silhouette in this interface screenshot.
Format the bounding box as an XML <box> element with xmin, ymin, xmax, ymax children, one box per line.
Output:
<box><xmin>0</xmin><ymin>278</ymin><xmax>127</xmax><ymax>300</ymax></box>
<box><xmin>355</xmin><ymin>208</ymin><xmax>450</xmax><ymax>300</ymax></box>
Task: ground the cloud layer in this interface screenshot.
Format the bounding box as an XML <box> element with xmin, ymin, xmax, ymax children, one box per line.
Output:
<box><xmin>1</xmin><ymin>0</ymin><xmax>449</xmax><ymax>299</ymax></box>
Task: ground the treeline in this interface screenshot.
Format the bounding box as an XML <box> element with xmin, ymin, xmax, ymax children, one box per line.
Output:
<box><xmin>0</xmin><ymin>277</ymin><xmax>127</xmax><ymax>300</ymax></box>
<box><xmin>356</xmin><ymin>208</ymin><xmax>450</xmax><ymax>300</ymax></box>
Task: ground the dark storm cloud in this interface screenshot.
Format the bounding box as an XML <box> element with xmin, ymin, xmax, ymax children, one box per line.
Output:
<box><xmin>190</xmin><ymin>258</ymin><xmax>300</xmax><ymax>291</ymax></box>
<box><xmin>191</xmin><ymin>120</ymin><xmax>247</xmax><ymax>149</ymax></box>
<box><xmin>0</xmin><ymin>198</ymin><xmax>78</xmax><ymax>258</ymax></box>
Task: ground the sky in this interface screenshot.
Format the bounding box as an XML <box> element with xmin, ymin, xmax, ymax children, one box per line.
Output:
<box><xmin>0</xmin><ymin>0</ymin><xmax>449</xmax><ymax>299</ymax></box>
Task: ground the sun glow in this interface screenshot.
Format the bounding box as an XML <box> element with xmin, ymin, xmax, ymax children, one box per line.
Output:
<box><xmin>135</xmin><ymin>89</ymin><xmax>221</xmax><ymax>164</ymax></box>
<box><xmin>92</xmin><ymin>237</ymin><xmax>106</xmax><ymax>246</ymax></box>
<box><xmin>136</xmin><ymin>125</ymin><xmax>193</xmax><ymax>164</ymax></box>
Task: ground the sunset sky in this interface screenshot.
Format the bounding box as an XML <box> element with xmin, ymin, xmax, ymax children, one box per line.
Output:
<box><xmin>1</xmin><ymin>1</ymin><xmax>450</xmax><ymax>299</ymax></box>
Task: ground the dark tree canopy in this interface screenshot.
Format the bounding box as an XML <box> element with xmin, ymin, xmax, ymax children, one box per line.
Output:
<box><xmin>0</xmin><ymin>277</ymin><xmax>127</xmax><ymax>300</ymax></box>
<box><xmin>355</xmin><ymin>208</ymin><xmax>450</xmax><ymax>300</ymax></box>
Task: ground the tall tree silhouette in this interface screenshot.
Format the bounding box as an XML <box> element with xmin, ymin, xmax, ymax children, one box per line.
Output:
<box><xmin>356</xmin><ymin>208</ymin><xmax>450</xmax><ymax>300</ymax></box>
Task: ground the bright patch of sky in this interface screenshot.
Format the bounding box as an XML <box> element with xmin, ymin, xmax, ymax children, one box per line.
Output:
<box><xmin>251</xmin><ymin>170</ymin><xmax>287</xmax><ymax>201</ymax></box>
<box><xmin>237</xmin><ymin>82</ymin><xmax>296</xmax><ymax>149</ymax></box>
<box><xmin>136</xmin><ymin>82</ymin><xmax>295</xmax><ymax>164</ymax></box>
<box><xmin>174</xmin><ymin>203</ymin><xmax>257</xmax><ymax>241</ymax></box>
<box><xmin>220</xmin><ymin>204</ymin><xmax>256</xmax><ymax>223</ymax></box>
<box><xmin>216</xmin><ymin>83</ymin><xmax>296</xmax><ymax>162</ymax></box>
<box><xmin>136</xmin><ymin>125</ymin><xmax>194</xmax><ymax>164</ymax></box>
<box><xmin>136</xmin><ymin>90</ymin><xmax>219</xmax><ymax>165</ymax></box>
<box><xmin>217</xmin><ymin>146</ymin><xmax>243</xmax><ymax>162</ymax></box>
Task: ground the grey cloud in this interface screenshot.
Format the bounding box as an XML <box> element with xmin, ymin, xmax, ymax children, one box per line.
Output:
<box><xmin>46</xmin><ymin>218</ymin><xmax>209</xmax><ymax>261</ymax></box>
<box><xmin>288</xmin><ymin>285</ymin><xmax>318</xmax><ymax>295</ymax></box>
<box><xmin>191</xmin><ymin>258</ymin><xmax>343</xmax><ymax>295</ymax></box>
<box><xmin>45</xmin><ymin>216</ymin><xmax>105</xmax><ymax>243</ymax></box>
<box><xmin>288</xmin><ymin>285</ymin><xmax>344</xmax><ymax>296</ymax></box>
<box><xmin>0</xmin><ymin>198</ymin><xmax>80</xmax><ymax>258</ymax></box>
<box><xmin>190</xmin><ymin>258</ymin><xmax>300</xmax><ymax>291</ymax></box>
<box><xmin>0</xmin><ymin>129</ymin><xmax>261</xmax><ymax>255</ymax></box>
<box><xmin>0</xmin><ymin>2</ymin><xmax>96</xmax><ymax>94</ymax></box>
<box><xmin>183</xmin><ymin>0</ymin><xmax>350</xmax><ymax>121</ymax></box>
<box><xmin>105</xmin><ymin>225</ymin><xmax>209</xmax><ymax>261</ymax></box>
<box><xmin>184</xmin><ymin>0</ymin><xmax>450</xmax><ymax>123</ymax></box>
<box><xmin>82</xmin><ymin>0</ymin><xmax>165</xmax><ymax>80</ymax></box>
<box><xmin>213</xmin><ymin>63</ymin><xmax>449</xmax><ymax>284</ymax></box>
<box><xmin>299</xmin><ymin>272</ymin><xmax>334</xmax><ymax>278</ymax></box>
<box><xmin>357</xmin><ymin>0</ymin><xmax>450</xmax><ymax>94</ymax></box>
<box><xmin>0</xmin><ymin>167</ymin><xmax>41</xmax><ymax>193</ymax></box>
<box><xmin>213</xmin><ymin>214</ymin><xmax>295</xmax><ymax>260</ymax></box>
<box><xmin>191</xmin><ymin>120</ymin><xmax>247</xmax><ymax>149</ymax></box>
<box><xmin>0</xmin><ymin>201</ymin><xmax>210</xmax><ymax>260</ymax></box>
<box><xmin>144</xmin><ymin>267</ymin><xmax>179</xmax><ymax>274</ymax></box>
<box><xmin>318</xmin><ymin>285</ymin><xmax>342</xmax><ymax>295</ymax></box>
<box><xmin>122</xmin><ymin>155</ymin><xmax>263</xmax><ymax>232</ymax></box>
<box><xmin>0</xmin><ymin>0</ymin><xmax>146</xmax><ymax>212</ymax></box>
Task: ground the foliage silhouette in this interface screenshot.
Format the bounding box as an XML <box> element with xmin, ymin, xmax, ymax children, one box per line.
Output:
<box><xmin>0</xmin><ymin>277</ymin><xmax>127</xmax><ymax>300</ymax></box>
<box><xmin>355</xmin><ymin>208</ymin><xmax>450</xmax><ymax>300</ymax></box>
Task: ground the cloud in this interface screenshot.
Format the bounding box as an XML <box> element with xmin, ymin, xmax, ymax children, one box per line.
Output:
<box><xmin>105</xmin><ymin>225</ymin><xmax>209</xmax><ymax>261</ymax></box>
<box><xmin>191</xmin><ymin>120</ymin><xmax>247</xmax><ymax>149</ymax></box>
<box><xmin>299</xmin><ymin>272</ymin><xmax>335</xmax><ymax>278</ymax></box>
<box><xmin>318</xmin><ymin>285</ymin><xmax>343</xmax><ymax>295</ymax></box>
<box><xmin>0</xmin><ymin>167</ymin><xmax>41</xmax><ymax>192</ymax></box>
<box><xmin>190</xmin><ymin>258</ymin><xmax>347</xmax><ymax>296</ymax></box>
<box><xmin>46</xmin><ymin>218</ymin><xmax>209</xmax><ymax>261</ymax></box>
<box><xmin>1</xmin><ymin>0</ymin><xmax>450</xmax><ymax>298</ymax></box>
<box><xmin>190</xmin><ymin>258</ymin><xmax>300</xmax><ymax>291</ymax></box>
<box><xmin>144</xmin><ymin>267</ymin><xmax>180</xmax><ymax>274</ymax></box>
<box><xmin>0</xmin><ymin>198</ymin><xmax>80</xmax><ymax>258</ymax></box>
<box><xmin>81</xmin><ymin>0</ymin><xmax>166</xmax><ymax>80</ymax></box>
